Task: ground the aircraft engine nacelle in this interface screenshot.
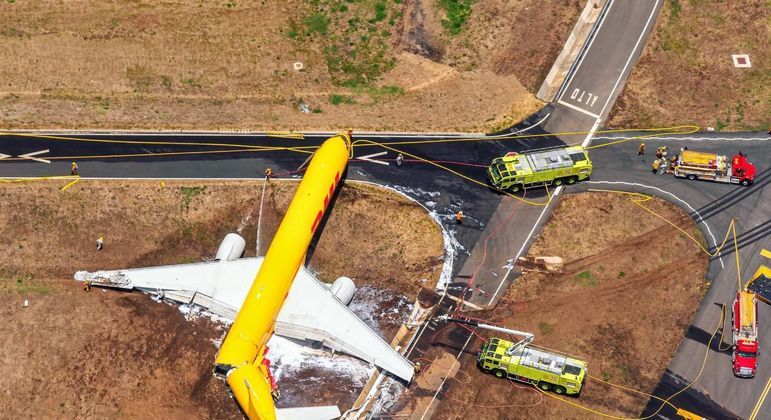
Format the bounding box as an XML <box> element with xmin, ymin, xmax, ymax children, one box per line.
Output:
<box><xmin>215</xmin><ymin>233</ymin><xmax>246</xmax><ymax>261</ymax></box>
<box><xmin>329</xmin><ymin>276</ymin><xmax>356</xmax><ymax>306</ymax></box>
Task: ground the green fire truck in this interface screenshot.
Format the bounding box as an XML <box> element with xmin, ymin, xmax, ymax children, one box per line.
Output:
<box><xmin>478</xmin><ymin>337</ymin><xmax>588</xmax><ymax>395</ymax></box>
<box><xmin>438</xmin><ymin>315</ymin><xmax>588</xmax><ymax>395</ymax></box>
<box><xmin>487</xmin><ymin>145</ymin><xmax>592</xmax><ymax>193</ymax></box>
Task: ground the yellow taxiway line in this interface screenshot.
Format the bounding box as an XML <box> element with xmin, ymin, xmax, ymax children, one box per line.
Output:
<box><xmin>749</xmin><ymin>376</ymin><xmax>771</xmax><ymax>420</ymax></box>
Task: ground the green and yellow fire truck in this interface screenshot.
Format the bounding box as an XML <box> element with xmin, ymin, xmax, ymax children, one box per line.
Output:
<box><xmin>478</xmin><ymin>337</ymin><xmax>588</xmax><ymax>395</ymax></box>
<box><xmin>487</xmin><ymin>146</ymin><xmax>592</xmax><ymax>193</ymax></box>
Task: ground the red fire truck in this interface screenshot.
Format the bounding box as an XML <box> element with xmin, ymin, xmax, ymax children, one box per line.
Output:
<box><xmin>673</xmin><ymin>150</ymin><xmax>756</xmax><ymax>186</ymax></box>
<box><xmin>732</xmin><ymin>290</ymin><xmax>759</xmax><ymax>377</ymax></box>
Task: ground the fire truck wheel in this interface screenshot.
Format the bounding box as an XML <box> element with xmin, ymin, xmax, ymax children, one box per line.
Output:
<box><xmin>686</xmin><ymin>174</ymin><xmax>697</xmax><ymax>181</ymax></box>
<box><xmin>538</xmin><ymin>381</ymin><xmax>552</xmax><ymax>391</ymax></box>
<box><xmin>554</xmin><ymin>178</ymin><xmax>564</xmax><ymax>186</ymax></box>
<box><xmin>741</xmin><ymin>179</ymin><xmax>751</xmax><ymax>186</ymax></box>
<box><xmin>493</xmin><ymin>369</ymin><xmax>507</xmax><ymax>379</ymax></box>
<box><xmin>567</xmin><ymin>176</ymin><xmax>577</xmax><ymax>185</ymax></box>
<box><xmin>554</xmin><ymin>385</ymin><xmax>566</xmax><ymax>395</ymax></box>
<box><xmin>507</xmin><ymin>184</ymin><xmax>522</xmax><ymax>193</ymax></box>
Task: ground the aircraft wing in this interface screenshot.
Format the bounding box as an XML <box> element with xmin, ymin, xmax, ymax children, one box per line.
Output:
<box><xmin>75</xmin><ymin>258</ymin><xmax>258</xmax><ymax>320</ymax></box>
<box><xmin>75</xmin><ymin>258</ymin><xmax>414</xmax><ymax>382</ymax></box>
<box><xmin>276</xmin><ymin>268</ymin><xmax>415</xmax><ymax>382</ymax></box>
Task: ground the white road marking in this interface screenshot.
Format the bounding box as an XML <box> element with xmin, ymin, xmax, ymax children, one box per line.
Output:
<box><xmin>593</xmin><ymin>135</ymin><xmax>769</xmax><ymax>142</ymax></box>
<box><xmin>558</xmin><ymin>0</ymin><xmax>615</xmax><ymax>102</ymax></box>
<box><xmin>6</xmin><ymin>130</ymin><xmax>485</xmax><ymax>138</ymax></box>
<box><xmin>18</xmin><ymin>149</ymin><xmax>51</xmax><ymax>164</ymax></box>
<box><xmin>557</xmin><ymin>99</ymin><xmax>601</xmax><ymax>118</ymax></box>
<box><xmin>586</xmin><ymin>180</ymin><xmax>724</xmax><ymax>268</ymax></box>
<box><xmin>488</xmin><ymin>186</ymin><xmax>564</xmax><ymax>306</ymax></box>
<box><xmin>357</xmin><ymin>151</ymin><xmax>389</xmax><ymax>166</ymax></box>
<box><xmin>569</xmin><ymin>88</ymin><xmax>601</xmax><ymax>107</ymax></box>
<box><xmin>582</xmin><ymin>118</ymin><xmax>602</xmax><ymax>147</ymax></box>
<box><xmin>499</xmin><ymin>113</ymin><xmax>551</xmax><ymax>136</ymax></box>
<box><xmin>0</xmin><ymin>153</ymin><xmax>11</xmax><ymax>160</ymax></box>
<box><xmin>420</xmin><ymin>331</ymin><xmax>474</xmax><ymax>420</ymax></box>
<box><xmin>597</xmin><ymin>0</ymin><xmax>661</xmax><ymax>119</ymax></box>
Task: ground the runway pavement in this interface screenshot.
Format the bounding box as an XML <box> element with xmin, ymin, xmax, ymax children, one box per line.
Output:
<box><xmin>544</xmin><ymin>0</ymin><xmax>663</xmax><ymax>142</ymax></box>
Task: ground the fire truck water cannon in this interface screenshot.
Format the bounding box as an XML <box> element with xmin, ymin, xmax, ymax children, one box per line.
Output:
<box><xmin>437</xmin><ymin>315</ymin><xmax>588</xmax><ymax>396</ymax></box>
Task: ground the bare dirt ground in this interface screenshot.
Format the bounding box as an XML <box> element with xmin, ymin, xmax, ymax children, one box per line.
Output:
<box><xmin>608</xmin><ymin>0</ymin><xmax>770</xmax><ymax>131</ymax></box>
<box><xmin>0</xmin><ymin>1</ymin><xmax>582</xmax><ymax>132</ymax></box>
<box><xmin>420</xmin><ymin>192</ymin><xmax>709</xmax><ymax>419</ymax></box>
<box><xmin>0</xmin><ymin>179</ymin><xmax>443</xmax><ymax>418</ymax></box>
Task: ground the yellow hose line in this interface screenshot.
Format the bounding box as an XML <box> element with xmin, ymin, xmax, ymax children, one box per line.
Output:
<box><xmin>583</xmin><ymin>125</ymin><xmax>699</xmax><ymax>150</ymax></box>
<box><xmin>534</xmin><ymin>304</ymin><xmax>726</xmax><ymax>419</ymax></box>
<box><xmin>588</xmin><ymin>189</ymin><xmax>736</xmax><ymax>258</ymax></box>
<box><xmin>732</xmin><ymin>222</ymin><xmax>743</xmax><ymax>291</ymax></box>
<box><xmin>543</xmin><ymin>187</ymin><xmax>747</xmax><ymax>418</ymax></box>
<box><xmin>0</xmin><ymin>131</ymin><xmax>303</xmax><ymax>150</ymax></box>
<box><xmin>60</xmin><ymin>177</ymin><xmax>80</xmax><ymax>191</ymax></box>
<box><xmin>587</xmin><ymin>374</ymin><xmax>679</xmax><ymax>412</ymax></box>
<box><xmin>1</xmin><ymin>125</ymin><xmax>698</xmax><ymax>150</ymax></box>
<box><xmin>351</xmin><ymin>139</ymin><xmax>553</xmax><ymax>207</ymax></box>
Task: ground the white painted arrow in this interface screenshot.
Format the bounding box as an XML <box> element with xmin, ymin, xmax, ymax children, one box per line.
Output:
<box><xmin>18</xmin><ymin>149</ymin><xmax>51</xmax><ymax>164</ymax></box>
<box><xmin>357</xmin><ymin>151</ymin><xmax>389</xmax><ymax>166</ymax></box>
<box><xmin>0</xmin><ymin>153</ymin><xmax>11</xmax><ymax>160</ymax></box>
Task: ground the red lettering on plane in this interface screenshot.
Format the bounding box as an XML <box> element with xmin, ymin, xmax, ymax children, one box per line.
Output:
<box><xmin>311</xmin><ymin>171</ymin><xmax>342</xmax><ymax>233</ymax></box>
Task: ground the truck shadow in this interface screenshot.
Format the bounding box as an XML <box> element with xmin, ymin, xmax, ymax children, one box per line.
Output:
<box><xmin>681</xmin><ymin>302</ymin><xmax>732</xmax><ymax>356</ymax></box>
<box><xmin>709</xmin><ymin>219</ymin><xmax>771</xmax><ymax>260</ymax></box>
<box><xmin>691</xmin><ymin>167</ymin><xmax>771</xmax><ymax>222</ymax></box>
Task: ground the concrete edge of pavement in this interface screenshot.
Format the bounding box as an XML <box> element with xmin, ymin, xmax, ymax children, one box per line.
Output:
<box><xmin>536</xmin><ymin>0</ymin><xmax>609</xmax><ymax>102</ymax></box>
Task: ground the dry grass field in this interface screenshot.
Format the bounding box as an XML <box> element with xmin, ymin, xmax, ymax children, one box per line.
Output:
<box><xmin>608</xmin><ymin>0</ymin><xmax>770</xmax><ymax>131</ymax></box>
<box><xmin>0</xmin><ymin>0</ymin><xmax>583</xmax><ymax>132</ymax></box>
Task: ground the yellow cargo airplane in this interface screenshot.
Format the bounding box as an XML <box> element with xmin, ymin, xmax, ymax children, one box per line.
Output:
<box><xmin>76</xmin><ymin>134</ymin><xmax>414</xmax><ymax>419</ymax></box>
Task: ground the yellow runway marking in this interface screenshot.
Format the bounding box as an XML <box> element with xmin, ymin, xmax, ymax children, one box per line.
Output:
<box><xmin>749</xmin><ymin>376</ymin><xmax>771</xmax><ymax>420</ymax></box>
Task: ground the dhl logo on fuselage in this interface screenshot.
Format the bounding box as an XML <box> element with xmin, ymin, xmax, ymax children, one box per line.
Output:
<box><xmin>311</xmin><ymin>171</ymin><xmax>341</xmax><ymax>233</ymax></box>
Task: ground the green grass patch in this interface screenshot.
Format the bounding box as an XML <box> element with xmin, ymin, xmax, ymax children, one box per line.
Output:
<box><xmin>538</xmin><ymin>321</ymin><xmax>554</xmax><ymax>335</ymax></box>
<box><xmin>575</xmin><ymin>270</ymin><xmax>597</xmax><ymax>287</ymax></box>
<box><xmin>2</xmin><ymin>277</ymin><xmax>54</xmax><ymax>295</ymax></box>
<box><xmin>438</xmin><ymin>0</ymin><xmax>476</xmax><ymax>35</ymax></box>
<box><xmin>292</xmin><ymin>1</ymin><xmax>401</xmax><ymax>88</ymax></box>
<box><xmin>668</xmin><ymin>0</ymin><xmax>681</xmax><ymax>19</ymax></box>
<box><xmin>329</xmin><ymin>94</ymin><xmax>356</xmax><ymax>105</ymax></box>
<box><xmin>353</xmin><ymin>84</ymin><xmax>404</xmax><ymax>101</ymax></box>
<box><xmin>304</xmin><ymin>13</ymin><xmax>329</xmax><ymax>35</ymax></box>
<box><xmin>287</xmin><ymin>20</ymin><xmax>300</xmax><ymax>39</ymax></box>
<box><xmin>617</xmin><ymin>271</ymin><xmax>626</xmax><ymax>279</ymax></box>
<box><xmin>180</xmin><ymin>76</ymin><xmax>202</xmax><ymax>89</ymax></box>
<box><xmin>180</xmin><ymin>186</ymin><xmax>205</xmax><ymax>209</ymax></box>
